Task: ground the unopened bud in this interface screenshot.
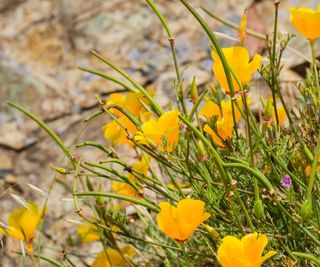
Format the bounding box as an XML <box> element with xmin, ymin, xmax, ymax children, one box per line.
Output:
<box><xmin>203</xmin><ymin>224</ymin><xmax>220</xmax><ymax>240</ymax></box>
<box><xmin>253</xmin><ymin>199</ymin><xmax>265</xmax><ymax>220</ymax></box>
<box><xmin>197</xmin><ymin>140</ymin><xmax>207</xmax><ymax>161</ymax></box>
<box><xmin>263</xmin><ymin>98</ymin><xmax>273</xmax><ymax>121</ymax></box>
<box><xmin>239</xmin><ymin>9</ymin><xmax>247</xmax><ymax>44</ymax></box>
<box><xmin>190</xmin><ymin>76</ymin><xmax>199</xmax><ymax>104</ymax></box>
<box><xmin>300</xmin><ymin>198</ymin><xmax>313</xmax><ymax>221</ymax></box>
<box><xmin>51</xmin><ymin>166</ymin><xmax>68</xmax><ymax>174</ymax></box>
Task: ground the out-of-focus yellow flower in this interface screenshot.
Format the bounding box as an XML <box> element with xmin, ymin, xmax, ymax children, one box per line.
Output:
<box><xmin>305</xmin><ymin>156</ymin><xmax>320</xmax><ymax>176</ymax></box>
<box><xmin>112</xmin><ymin>158</ymin><xmax>149</xmax><ymax>200</ymax></box>
<box><xmin>204</xmin><ymin>118</ymin><xmax>234</xmax><ymax>147</ymax></box>
<box><xmin>201</xmin><ymin>99</ymin><xmax>242</xmax><ymax>147</ymax></box>
<box><xmin>102</xmin><ymin>92</ymin><xmax>152</xmax><ymax>146</ymax></box>
<box><xmin>290</xmin><ymin>6</ymin><xmax>320</xmax><ymax>40</ymax></box>
<box><xmin>157</xmin><ymin>199</ymin><xmax>210</xmax><ymax>241</ymax></box>
<box><xmin>217</xmin><ymin>232</ymin><xmax>277</xmax><ymax>267</ymax></box>
<box><xmin>263</xmin><ymin>101</ymin><xmax>287</xmax><ymax>127</ymax></box>
<box><xmin>0</xmin><ymin>202</ymin><xmax>42</xmax><ymax>252</ymax></box>
<box><xmin>77</xmin><ymin>223</ymin><xmax>100</xmax><ymax>243</ymax></box>
<box><xmin>273</xmin><ymin>106</ymin><xmax>286</xmax><ymax>126</ymax></box>
<box><xmin>212</xmin><ymin>46</ymin><xmax>261</xmax><ymax>94</ymax></box>
<box><xmin>102</xmin><ymin>116</ymin><xmax>137</xmax><ymax>146</ymax></box>
<box><xmin>91</xmin><ymin>246</ymin><xmax>136</xmax><ymax>267</ymax></box>
<box><xmin>135</xmin><ymin>110</ymin><xmax>180</xmax><ymax>152</ymax></box>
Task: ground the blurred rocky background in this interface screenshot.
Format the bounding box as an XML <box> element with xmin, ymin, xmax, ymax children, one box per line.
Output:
<box><xmin>0</xmin><ymin>0</ymin><xmax>318</xmax><ymax>265</ymax></box>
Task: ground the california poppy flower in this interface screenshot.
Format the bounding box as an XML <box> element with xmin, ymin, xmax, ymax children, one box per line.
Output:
<box><xmin>112</xmin><ymin>158</ymin><xmax>149</xmax><ymax>200</ymax></box>
<box><xmin>201</xmin><ymin>99</ymin><xmax>242</xmax><ymax>147</ymax></box>
<box><xmin>156</xmin><ymin>199</ymin><xmax>210</xmax><ymax>241</ymax></box>
<box><xmin>212</xmin><ymin>46</ymin><xmax>261</xmax><ymax>94</ymax></box>
<box><xmin>217</xmin><ymin>232</ymin><xmax>277</xmax><ymax>267</ymax></box>
<box><xmin>0</xmin><ymin>202</ymin><xmax>42</xmax><ymax>252</ymax></box>
<box><xmin>91</xmin><ymin>246</ymin><xmax>136</xmax><ymax>267</ymax></box>
<box><xmin>135</xmin><ymin>110</ymin><xmax>180</xmax><ymax>152</ymax></box>
<box><xmin>290</xmin><ymin>6</ymin><xmax>320</xmax><ymax>40</ymax></box>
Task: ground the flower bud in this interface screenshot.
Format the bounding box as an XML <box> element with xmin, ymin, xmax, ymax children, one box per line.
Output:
<box><xmin>263</xmin><ymin>98</ymin><xmax>273</xmax><ymax>121</ymax></box>
<box><xmin>51</xmin><ymin>166</ymin><xmax>68</xmax><ymax>174</ymax></box>
<box><xmin>300</xmin><ymin>198</ymin><xmax>313</xmax><ymax>221</ymax></box>
<box><xmin>197</xmin><ymin>140</ymin><xmax>207</xmax><ymax>161</ymax></box>
<box><xmin>253</xmin><ymin>199</ymin><xmax>265</xmax><ymax>220</ymax></box>
<box><xmin>239</xmin><ymin>9</ymin><xmax>247</xmax><ymax>44</ymax></box>
<box><xmin>190</xmin><ymin>76</ymin><xmax>199</xmax><ymax>104</ymax></box>
<box><xmin>203</xmin><ymin>224</ymin><xmax>220</xmax><ymax>240</ymax></box>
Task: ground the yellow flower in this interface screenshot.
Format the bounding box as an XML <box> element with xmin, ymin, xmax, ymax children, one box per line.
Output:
<box><xmin>135</xmin><ymin>110</ymin><xmax>180</xmax><ymax>152</ymax></box>
<box><xmin>201</xmin><ymin>99</ymin><xmax>242</xmax><ymax>147</ymax></box>
<box><xmin>0</xmin><ymin>202</ymin><xmax>42</xmax><ymax>251</ymax></box>
<box><xmin>77</xmin><ymin>223</ymin><xmax>100</xmax><ymax>243</ymax></box>
<box><xmin>112</xmin><ymin>158</ymin><xmax>149</xmax><ymax>200</ymax></box>
<box><xmin>212</xmin><ymin>46</ymin><xmax>261</xmax><ymax>94</ymax></box>
<box><xmin>102</xmin><ymin>92</ymin><xmax>152</xmax><ymax>146</ymax></box>
<box><xmin>156</xmin><ymin>199</ymin><xmax>210</xmax><ymax>241</ymax></box>
<box><xmin>91</xmin><ymin>246</ymin><xmax>136</xmax><ymax>267</ymax></box>
<box><xmin>217</xmin><ymin>232</ymin><xmax>277</xmax><ymax>267</ymax></box>
<box><xmin>290</xmin><ymin>6</ymin><xmax>320</xmax><ymax>40</ymax></box>
<box><xmin>102</xmin><ymin>115</ymin><xmax>137</xmax><ymax>146</ymax></box>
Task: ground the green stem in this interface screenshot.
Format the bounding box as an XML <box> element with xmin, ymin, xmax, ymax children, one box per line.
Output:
<box><xmin>306</xmin><ymin>134</ymin><xmax>320</xmax><ymax>199</ymax></box>
<box><xmin>291</xmin><ymin>252</ymin><xmax>320</xmax><ymax>266</ymax></box>
<box><xmin>310</xmin><ymin>39</ymin><xmax>320</xmax><ymax>96</ymax></box>
<box><xmin>179</xmin><ymin>115</ymin><xmax>230</xmax><ymax>188</ymax></box>
<box><xmin>201</xmin><ymin>7</ymin><xmax>311</xmax><ymax>63</ymax></box>
<box><xmin>74</xmin><ymin>191</ymin><xmax>160</xmax><ymax>212</ymax></box>
<box><xmin>270</xmin><ymin>1</ymin><xmax>280</xmax><ymax>127</ymax></box>
<box><xmin>79</xmin><ymin>67</ymin><xmax>138</xmax><ymax>93</ymax></box>
<box><xmin>91</xmin><ymin>51</ymin><xmax>163</xmax><ymax>116</ymax></box>
<box><xmin>223</xmin><ymin>162</ymin><xmax>273</xmax><ymax>191</ymax></box>
<box><xmin>7</xmin><ymin>102</ymin><xmax>74</xmax><ymax>165</ymax></box>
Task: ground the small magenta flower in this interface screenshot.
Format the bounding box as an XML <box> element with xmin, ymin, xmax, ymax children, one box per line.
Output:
<box><xmin>281</xmin><ymin>175</ymin><xmax>291</xmax><ymax>188</ymax></box>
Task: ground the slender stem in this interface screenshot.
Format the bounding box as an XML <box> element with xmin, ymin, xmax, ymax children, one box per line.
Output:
<box><xmin>306</xmin><ymin>134</ymin><xmax>320</xmax><ymax>199</ymax></box>
<box><xmin>7</xmin><ymin>102</ymin><xmax>75</xmax><ymax>165</ymax></box>
<box><xmin>310</xmin><ymin>39</ymin><xmax>320</xmax><ymax>96</ymax></box>
<box><xmin>91</xmin><ymin>51</ymin><xmax>163</xmax><ymax>116</ymax></box>
<box><xmin>74</xmin><ymin>191</ymin><xmax>160</xmax><ymax>212</ymax></box>
<box><xmin>223</xmin><ymin>162</ymin><xmax>273</xmax><ymax>191</ymax></box>
<box><xmin>270</xmin><ymin>1</ymin><xmax>280</xmax><ymax>127</ymax></box>
<box><xmin>201</xmin><ymin>7</ymin><xmax>311</xmax><ymax>63</ymax></box>
<box><xmin>291</xmin><ymin>252</ymin><xmax>320</xmax><ymax>266</ymax></box>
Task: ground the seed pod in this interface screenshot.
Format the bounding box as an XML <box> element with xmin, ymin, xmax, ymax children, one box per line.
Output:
<box><xmin>197</xmin><ymin>140</ymin><xmax>207</xmax><ymax>161</ymax></box>
<box><xmin>190</xmin><ymin>76</ymin><xmax>199</xmax><ymax>104</ymax></box>
<box><xmin>203</xmin><ymin>224</ymin><xmax>220</xmax><ymax>240</ymax></box>
<box><xmin>51</xmin><ymin>166</ymin><xmax>68</xmax><ymax>174</ymax></box>
<box><xmin>253</xmin><ymin>199</ymin><xmax>265</xmax><ymax>220</ymax></box>
<box><xmin>300</xmin><ymin>198</ymin><xmax>313</xmax><ymax>221</ymax></box>
<box><xmin>264</xmin><ymin>98</ymin><xmax>273</xmax><ymax>121</ymax></box>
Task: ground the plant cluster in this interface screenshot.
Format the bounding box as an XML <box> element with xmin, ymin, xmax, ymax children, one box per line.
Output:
<box><xmin>2</xmin><ymin>1</ymin><xmax>320</xmax><ymax>266</ymax></box>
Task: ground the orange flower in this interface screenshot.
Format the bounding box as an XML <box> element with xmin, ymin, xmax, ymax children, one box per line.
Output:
<box><xmin>0</xmin><ymin>202</ymin><xmax>42</xmax><ymax>252</ymax></box>
<box><xmin>112</xmin><ymin>158</ymin><xmax>149</xmax><ymax>200</ymax></box>
<box><xmin>156</xmin><ymin>199</ymin><xmax>210</xmax><ymax>241</ymax></box>
<box><xmin>212</xmin><ymin>46</ymin><xmax>261</xmax><ymax>94</ymax></box>
<box><xmin>102</xmin><ymin>115</ymin><xmax>137</xmax><ymax>146</ymax></box>
<box><xmin>290</xmin><ymin>6</ymin><xmax>320</xmax><ymax>40</ymax></box>
<box><xmin>135</xmin><ymin>110</ymin><xmax>180</xmax><ymax>152</ymax></box>
<box><xmin>91</xmin><ymin>246</ymin><xmax>136</xmax><ymax>267</ymax></box>
<box><xmin>217</xmin><ymin>232</ymin><xmax>277</xmax><ymax>267</ymax></box>
<box><xmin>201</xmin><ymin>99</ymin><xmax>242</xmax><ymax>147</ymax></box>
<box><xmin>102</xmin><ymin>92</ymin><xmax>152</xmax><ymax>146</ymax></box>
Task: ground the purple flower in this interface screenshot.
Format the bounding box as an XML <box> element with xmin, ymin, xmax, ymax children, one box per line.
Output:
<box><xmin>281</xmin><ymin>175</ymin><xmax>291</xmax><ymax>188</ymax></box>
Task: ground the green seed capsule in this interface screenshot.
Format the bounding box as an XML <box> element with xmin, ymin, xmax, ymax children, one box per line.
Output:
<box><xmin>191</xmin><ymin>76</ymin><xmax>199</xmax><ymax>104</ymax></box>
<box><xmin>300</xmin><ymin>198</ymin><xmax>313</xmax><ymax>221</ymax></box>
<box><xmin>253</xmin><ymin>199</ymin><xmax>265</xmax><ymax>220</ymax></box>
